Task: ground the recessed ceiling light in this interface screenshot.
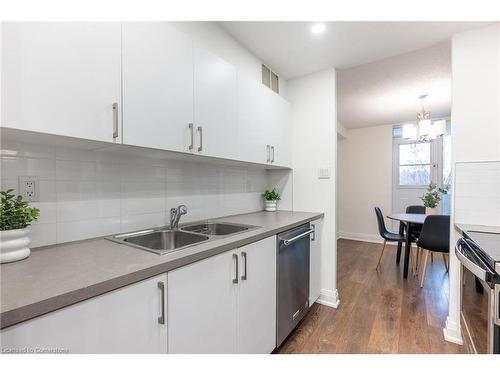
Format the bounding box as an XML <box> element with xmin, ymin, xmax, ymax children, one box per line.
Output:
<box><xmin>311</xmin><ymin>23</ymin><xmax>326</xmax><ymax>35</ymax></box>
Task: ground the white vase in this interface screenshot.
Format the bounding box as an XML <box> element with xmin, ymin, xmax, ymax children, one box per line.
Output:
<box><xmin>0</xmin><ymin>228</ymin><xmax>31</xmax><ymax>264</ymax></box>
<box><xmin>264</xmin><ymin>200</ymin><xmax>277</xmax><ymax>212</ymax></box>
<box><xmin>425</xmin><ymin>206</ymin><xmax>440</xmax><ymax>215</ymax></box>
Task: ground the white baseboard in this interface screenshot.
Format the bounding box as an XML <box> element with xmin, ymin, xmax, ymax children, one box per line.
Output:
<box><xmin>338</xmin><ymin>231</ymin><xmax>384</xmax><ymax>244</ymax></box>
<box><xmin>443</xmin><ymin>316</ymin><xmax>463</xmax><ymax>345</ymax></box>
<box><xmin>317</xmin><ymin>289</ymin><xmax>340</xmax><ymax>308</ymax></box>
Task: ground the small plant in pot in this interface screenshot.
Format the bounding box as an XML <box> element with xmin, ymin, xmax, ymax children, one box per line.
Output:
<box><xmin>420</xmin><ymin>183</ymin><xmax>448</xmax><ymax>215</ymax></box>
<box><xmin>262</xmin><ymin>189</ymin><xmax>281</xmax><ymax>212</ymax></box>
<box><xmin>0</xmin><ymin>189</ymin><xmax>40</xmax><ymax>263</ymax></box>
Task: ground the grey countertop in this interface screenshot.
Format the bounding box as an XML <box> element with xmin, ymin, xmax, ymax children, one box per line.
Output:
<box><xmin>0</xmin><ymin>210</ymin><xmax>323</xmax><ymax>329</ymax></box>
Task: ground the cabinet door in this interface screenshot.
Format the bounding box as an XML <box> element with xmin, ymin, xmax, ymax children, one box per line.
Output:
<box><xmin>237</xmin><ymin>74</ymin><xmax>269</xmax><ymax>164</ymax></box>
<box><xmin>167</xmin><ymin>251</ymin><xmax>238</xmax><ymax>353</ymax></box>
<box><xmin>1</xmin><ymin>22</ymin><xmax>122</xmax><ymax>142</ymax></box>
<box><xmin>237</xmin><ymin>236</ymin><xmax>277</xmax><ymax>353</ymax></box>
<box><xmin>0</xmin><ymin>274</ymin><xmax>168</xmax><ymax>353</ymax></box>
<box><xmin>269</xmin><ymin>94</ymin><xmax>291</xmax><ymax>168</ymax></box>
<box><xmin>122</xmin><ymin>23</ymin><xmax>194</xmax><ymax>152</ymax></box>
<box><xmin>193</xmin><ymin>45</ymin><xmax>238</xmax><ymax>159</ymax></box>
<box><xmin>309</xmin><ymin>219</ymin><xmax>323</xmax><ymax>305</ymax></box>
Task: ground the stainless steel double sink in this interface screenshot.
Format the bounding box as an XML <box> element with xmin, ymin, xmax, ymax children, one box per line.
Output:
<box><xmin>106</xmin><ymin>222</ymin><xmax>259</xmax><ymax>255</ymax></box>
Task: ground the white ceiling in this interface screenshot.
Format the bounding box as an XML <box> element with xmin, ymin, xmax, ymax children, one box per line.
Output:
<box><xmin>220</xmin><ymin>21</ymin><xmax>487</xmax><ymax>79</ymax></box>
<box><xmin>338</xmin><ymin>42</ymin><xmax>452</xmax><ymax>129</ymax></box>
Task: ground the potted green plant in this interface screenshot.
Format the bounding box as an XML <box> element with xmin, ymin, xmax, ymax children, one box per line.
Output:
<box><xmin>262</xmin><ymin>189</ymin><xmax>281</xmax><ymax>212</ymax></box>
<box><xmin>420</xmin><ymin>183</ymin><xmax>448</xmax><ymax>215</ymax></box>
<box><xmin>0</xmin><ymin>189</ymin><xmax>40</xmax><ymax>263</ymax></box>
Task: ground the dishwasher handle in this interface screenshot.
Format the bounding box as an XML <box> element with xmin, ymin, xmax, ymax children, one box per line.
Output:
<box><xmin>281</xmin><ymin>229</ymin><xmax>315</xmax><ymax>246</ymax></box>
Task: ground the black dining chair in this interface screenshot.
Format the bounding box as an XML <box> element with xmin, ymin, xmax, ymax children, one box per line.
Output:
<box><xmin>406</xmin><ymin>205</ymin><xmax>425</xmax><ymax>236</ymax></box>
<box><xmin>374</xmin><ymin>207</ymin><xmax>406</xmax><ymax>269</ymax></box>
<box><xmin>406</xmin><ymin>205</ymin><xmax>426</xmax><ymax>275</ymax></box>
<box><xmin>416</xmin><ymin>215</ymin><xmax>450</xmax><ymax>287</ymax></box>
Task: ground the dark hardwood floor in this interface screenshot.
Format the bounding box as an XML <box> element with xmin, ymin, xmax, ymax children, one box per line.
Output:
<box><xmin>277</xmin><ymin>239</ymin><xmax>466</xmax><ymax>354</ymax></box>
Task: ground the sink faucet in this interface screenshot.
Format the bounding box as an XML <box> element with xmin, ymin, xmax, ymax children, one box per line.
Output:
<box><xmin>170</xmin><ymin>205</ymin><xmax>188</xmax><ymax>229</ymax></box>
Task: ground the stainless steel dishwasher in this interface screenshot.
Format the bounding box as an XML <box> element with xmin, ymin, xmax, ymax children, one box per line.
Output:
<box><xmin>276</xmin><ymin>223</ymin><xmax>314</xmax><ymax>346</ymax></box>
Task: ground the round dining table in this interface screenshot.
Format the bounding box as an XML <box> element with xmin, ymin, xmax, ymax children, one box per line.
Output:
<box><xmin>387</xmin><ymin>213</ymin><xmax>427</xmax><ymax>278</ymax></box>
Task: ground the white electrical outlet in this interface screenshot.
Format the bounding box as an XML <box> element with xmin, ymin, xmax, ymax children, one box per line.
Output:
<box><xmin>18</xmin><ymin>176</ymin><xmax>39</xmax><ymax>202</ymax></box>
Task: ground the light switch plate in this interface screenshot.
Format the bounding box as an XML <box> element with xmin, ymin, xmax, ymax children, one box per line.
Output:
<box><xmin>318</xmin><ymin>167</ymin><xmax>331</xmax><ymax>179</ymax></box>
<box><xmin>18</xmin><ymin>176</ymin><xmax>39</xmax><ymax>202</ymax></box>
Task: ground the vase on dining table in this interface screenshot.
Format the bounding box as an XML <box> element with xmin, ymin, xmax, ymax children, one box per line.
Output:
<box><xmin>425</xmin><ymin>206</ymin><xmax>440</xmax><ymax>215</ymax></box>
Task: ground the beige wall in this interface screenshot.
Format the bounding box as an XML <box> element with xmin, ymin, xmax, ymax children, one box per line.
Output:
<box><xmin>338</xmin><ymin>124</ymin><xmax>393</xmax><ymax>242</ymax></box>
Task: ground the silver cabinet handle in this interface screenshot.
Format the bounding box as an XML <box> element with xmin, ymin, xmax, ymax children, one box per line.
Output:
<box><xmin>157</xmin><ymin>281</ymin><xmax>165</xmax><ymax>325</ymax></box>
<box><xmin>112</xmin><ymin>102</ymin><xmax>119</xmax><ymax>139</ymax></box>
<box><xmin>241</xmin><ymin>251</ymin><xmax>247</xmax><ymax>281</ymax></box>
<box><xmin>266</xmin><ymin>145</ymin><xmax>270</xmax><ymax>163</ymax></box>
<box><xmin>311</xmin><ymin>224</ymin><xmax>316</xmax><ymax>241</ymax></box>
<box><xmin>271</xmin><ymin>146</ymin><xmax>275</xmax><ymax>163</ymax></box>
<box><xmin>495</xmin><ymin>284</ymin><xmax>500</xmax><ymax>326</ymax></box>
<box><xmin>232</xmin><ymin>253</ymin><xmax>239</xmax><ymax>284</ymax></box>
<box><xmin>188</xmin><ymin>123</ymin><xmax>194</xmax><ymax>151</ymax></box>
<box><xmin>197</xmin><ymin>126</ymin><xmax>203</xmax><ymax>152</ymax></box>
<box><xmin>281</xmin><ymin>229</ymin><xmax>315</xmax><ymax>246</ymax></box>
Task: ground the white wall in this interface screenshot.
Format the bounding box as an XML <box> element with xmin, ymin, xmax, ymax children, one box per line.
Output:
<box><xmin>444</xmin><ymin>22</ymin><xmax>500</xmax><ymax>345</ymax></box>
<box><xmin>172</xmin><ymin>22</ymin><xmax>287</xmax><ymax>98</ymax></box>
<box><xmin>288</xmin><ymin>68</ymin><xmax>338</xmax><ymax>308</ymax></box>
<box><xmin>0</xmin><ymin>140</ymin><xmax>268</xmax><ymax>247</ymax></box>
<box><xmin>455</xmin><ymin>161</ymin><xmax>500</xmax><ymax>226</ymax></box>
<box><xmin>338</xmin><ymin>124</ymin><xmax>393</xmax><ymax>242</ymax></box>
<box><xmin>452</xmin><ymin>24</ymin><xmax>500</xmax><ymax>163</ymax></box>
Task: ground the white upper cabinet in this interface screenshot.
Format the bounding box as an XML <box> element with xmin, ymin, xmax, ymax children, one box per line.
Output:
<box><xmin>1</xmin><ymin>22</ymin><xmax>122</xmax><ymax>143</ymax></box>
<box><xmin>265</xmin><ymin>88</ymin><xmax>291</xmax><ymax>167</ymax></box>
<box><xmin>237</xmin><ymin>74</ymin><xmax>269</xmax><ymax>164</ymax></box>
<box><xmin>2</xmin><ymin>22</ymin><xmax>291</xmax><ymax>167</ymax></box>
<box><xmin>237</xmin><ymin>74</ymin><xmax>291</xmax><ymax>167</ymax></box>
<box><xmin>122</xmin><ymin>23</ymin><xmax>194</xmax><ymax>152</ymax></box>
<box><xmin>193</xmin><ymin>45</ymin><xmax>238</xmax><ymax>159</ymax></box>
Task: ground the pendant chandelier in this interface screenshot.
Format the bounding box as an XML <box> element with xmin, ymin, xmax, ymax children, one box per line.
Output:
<box><xmin>403</xmin><ymin>94</ymin><xmax>446</xmax><ymax>142</ymax></box>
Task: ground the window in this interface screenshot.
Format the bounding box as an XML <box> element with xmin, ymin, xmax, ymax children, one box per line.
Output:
<box><xmin>261</xmin><ymin>64</ymin><xmax>279</xmax><ymax>94</ymax></box>
<box><xmin>398</xmin><ymin>142</ymin><xmax>431</xmax><ymax>186</ymax></box>
<box><xmin>392</xmin><ymin>121</ymin><xmax>452</xmax><ymax>215</ymax></box>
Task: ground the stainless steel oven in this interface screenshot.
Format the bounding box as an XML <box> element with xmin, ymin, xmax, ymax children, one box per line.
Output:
<box><xmin>455</xmin><ymin>231</ymin><xmax>500</xmax><ymax>354</ymax></box>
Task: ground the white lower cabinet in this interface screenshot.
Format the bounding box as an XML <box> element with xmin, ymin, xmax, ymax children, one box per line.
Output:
<box><xmin>167</xmin><ymin>236</ymin><xmax>277</xmax><ymax>353</ymax></box>
<box><xmin>1</xmin><ymin>236</ymin><xmax>282</xmax><ymax>354</ymax></box>
<box><xmin>0</xmin><ymin>274</ymin><xmax>168</xmax><ymax>354</ymax></box>
<box><xmin>167</xmin><ymin>247</ymin><xmax>238</xmax><ymax>353</ymax></box>
<box><xmin>237</xmin><ymin>237</ymin><xmax>277</xmax><ymax>353</ymax></box>
<box><xmin>309</xmin><ymin>219</ymin><xmax>323</xmax><ymax>305</ymax></box>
